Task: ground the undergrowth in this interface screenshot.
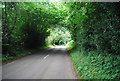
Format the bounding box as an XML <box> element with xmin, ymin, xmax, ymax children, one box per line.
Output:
<box><xmin>70</xmin><ymin>50</ymin><xmax>120</xmax><ymax>79</ymax></box>
<box><xmin>2</xmin><ymin>45</ymin><xmax>52</xmax><ymax>62</ymax></box>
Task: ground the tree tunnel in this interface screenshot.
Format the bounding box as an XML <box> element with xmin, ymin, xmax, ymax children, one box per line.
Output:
<box><xmin>2</xmin><ymin>2</ymin><xmax>74</xmax><ymax>54</ymax></box>
<box><xmin>2</xmin><ymin>1</ymin><xmax>120</xmax><ymax>79</ymax></box>
<box><xmin>2</xmin><ymin>2</ymin><xmax>119</xmax><ymax>56</ymax></box>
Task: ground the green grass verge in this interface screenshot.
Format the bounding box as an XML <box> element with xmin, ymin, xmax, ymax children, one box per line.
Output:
<box><xmin>70</xmin><ymin>50</ymin><xmax>120</xmax><ymax>79</ymax></box>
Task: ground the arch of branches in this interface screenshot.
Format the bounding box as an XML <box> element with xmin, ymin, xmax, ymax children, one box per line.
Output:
<box><xmin>2</xmin><ymin>2</ymin><xmax>119</xmax><ymax>56</ymax></box>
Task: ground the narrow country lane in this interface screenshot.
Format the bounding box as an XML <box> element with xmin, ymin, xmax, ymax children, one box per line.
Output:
<box><xmin>3</xmin><ymin>46</ymin><xmax>77</xmax><ymax>79</ymax></box>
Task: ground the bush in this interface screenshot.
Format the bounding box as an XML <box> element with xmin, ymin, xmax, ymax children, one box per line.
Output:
<box><xmin>70</xmin><ymin>50</ymin><xmax>120</xmax><ymax>79</ymax></box>
<box><xmin>66</xmin><ymin>40</ymin><xmax>75</xmax><ymax>50</ymax></box>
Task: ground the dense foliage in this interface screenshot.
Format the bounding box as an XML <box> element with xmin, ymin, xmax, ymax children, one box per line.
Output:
<box><xmin>2</xmin><ymin>2</ymin><xmax>120</xmax><ymax>79</ymax></box>
<box><xmin>2</xmin><ymin>2</ymin><xmax>67</xmax><ymax>58</ymax></box>
<box><xmin>66</xmin><ymin>2</ymin><xmax>119</xmax><ymax>55</ymax></box>
<box><xmin>66</xmin><ymin>2</ymin><xmax>120</xmax><ymax>79</ymax></box>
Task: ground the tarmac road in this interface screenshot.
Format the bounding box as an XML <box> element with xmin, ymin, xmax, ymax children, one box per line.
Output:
<box><xmin>2</xmin><ymin>46</ymin><xmax>77</xmax><ymax>79</ymax></box>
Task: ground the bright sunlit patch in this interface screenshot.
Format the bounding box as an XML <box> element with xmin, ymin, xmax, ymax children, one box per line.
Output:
<box><xmin>50</xmin><ymin>0</ymin><xmax>61</xmax><ymax>2</ymax></box>
<box><xmin>46</xmin><ymin>27</ymin><xmax>72</xmax><ymax>46</ymax></box>
<box><xmin>49</xmin><ymin>0</ymin><xmax>63</xmax><ymax>4</ymax></box>
<box><xmin>51</xmin><ymin>45</ymin><xmax>66</xmax><ymax>49</ymax></box>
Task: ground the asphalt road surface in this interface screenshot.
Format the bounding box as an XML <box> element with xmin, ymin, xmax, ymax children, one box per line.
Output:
<box><xmin>3</xmin><ymin>46</ymin><xmax>77</xmax><ymax>79</ymax></box>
